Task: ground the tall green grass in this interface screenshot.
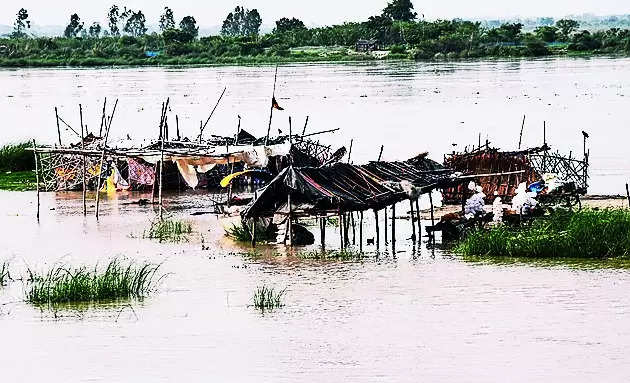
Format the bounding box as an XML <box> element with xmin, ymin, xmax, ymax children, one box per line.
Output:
<box><xmin>143</xmin><ymin>218</ymin><xmax>192</xmax><ymax>243</ymax></box>
<box><xmin>0</xmin><ymin>142</ymin><xmax>34</xmax><ymax>172</ymax></box>
<box><xmin>252</xmin><ymin>286</ymin><xmax>286</xmax><ymax>312</ymax></box>
<box><xmin>297</xmin><ymin>249</ymin><xmax>364</xmax><ymax>260</ymax></box>
<box><xmin>225</xmin><ymin>220</ymin><xmax>277</xmax><ymax>243</ymax></box>
<box><xmin>26</xmin><ymin>260</ymin><xmax>163</xmax><ymax>305</ymax></box>
<box><xmin>456</xmin><ymin>208</ymin><xmax>630</xmax><ymax>258</ymax></box>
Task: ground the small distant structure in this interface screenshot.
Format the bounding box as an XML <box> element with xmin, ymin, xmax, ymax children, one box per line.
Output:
<box><xmin>355</xmin><ymin>39</ymin><xmax>380</xmax><ymax>52</ymax></box>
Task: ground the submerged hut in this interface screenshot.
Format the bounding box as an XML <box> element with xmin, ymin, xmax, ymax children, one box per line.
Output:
<box><xmin>441</xmin><ymin>143</ymin><xmax>588</xmax><ymax>203</ymax></box>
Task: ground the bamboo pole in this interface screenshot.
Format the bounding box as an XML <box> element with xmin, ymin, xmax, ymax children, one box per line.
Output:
<box><xmin>343</xmin><ymin>213</ymin><xmax>349</xmax><ymax>246</ymax></box>
<box><xmin>409</xmin><ymin>199</ymin><xmax>416</xmax><ymax>242</ymax></box>
<box><xmin>378</xmin><ymin>145</ymin><xmax>384</xmax><ymax>161</ymax></box>
<box><xmin>384</xmin><ymin>206</ymin><xmax>388</xmax><ymax>244</ymax></box>
<box><xmin>251</xmin><ymin>219</ymin><xmax>256</xmax><ymax>248</ymax></box>
<box><xmin>347</xmin><ymin>139</ymin><xmax>353</xmax><ymax>163</ymax></box>
<box><xmin>79</xmin><ymin>104</ymin><xmax>86</xmax><ymax>216</ymax></box>
<box><xmin>99</xmin><ymin>98</ymin><xmax>107</xmax><ymax>137</ymax></box>
<box><xmin>374</xmin><ymin>209</ymin><xmax>380</xmax><ymax>250</ymax></box>
<box><xmin>626</xmin><ymin>183</ymin><xmax>630</xmax><ymax>209</ymax></box>
<box><xmin>415</xmin><ymin>199</ymin><xmax>422</xmax><ymax>239</ymax></box>
<box><xmin>287</xmin><ymin>194</ymin><xmax>293</xmax><ymax>246</ymax></box>
<box><xmin>391</xmin><ymin>204</ymin><xmax>396</xmax><ymax>254</ymax></box>
<box><xmin>320</xmin><ymin>217</ymin><xmax>326</xmax><ymax>249</ymax></box>
<box><xmin>32</xmin><ymin>139</ymin><xmax>40</xmax><ymax>221</ymax></box>
<box><xmin>429</xmin><ymin>192</ymin><xmax>436</xmax><ymax>228</ymax></box>
<box><xmin>339</xmin><ymin>212</ymin><xmax>344</xmax><ymax>250</ymax></box>
<box><xmin>518</xmin><ymin>114</ymin><xmax>526</xmax><ymax>149</ymax></box>
<box><xmin>359</xmin><ymin>211</ymin><xmax>363</xmax><ymax>253</ymax></box>
<box><xmin>159</xmin><ymin>99</ymin><xmax>169</xmax><ymax>220</ymax></box>
<box><xmin>351</xmin><ymin>212</ymin><xmax>356</xmax><ymax>245</ymax></box>
<box><xmin>95</xmin><ymin>99</ymin><xmax>118</xmax><ymax>219</ymax></box>
<box><xmin>199</xmin><ymin>87</ymin><xmax>227</xmax><ymax>143</ymax></box>
<box><xmin>265</xmin><ymin>65</ymin><xmax>279</xmax><ymax>146</ymax></box>
<box><xmin>302</xmin><ymin>116</ymin><xmax>309</xmax><ymax>136</ymax></box>
<box><xmin>55</xmin><ymin>107</ymin><xmax>62</xmax><ymax>146</ymax></box>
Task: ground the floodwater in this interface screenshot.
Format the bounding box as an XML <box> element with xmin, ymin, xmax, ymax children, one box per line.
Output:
<box><xmin>3</xmin><ymin>58</ymin><xmax>630</xmax><ymax>381</ymax></box>
<box><xmin>1</xmin><ymin>57</ymin><xmax>630</xmax><ymax>194</ymax></box>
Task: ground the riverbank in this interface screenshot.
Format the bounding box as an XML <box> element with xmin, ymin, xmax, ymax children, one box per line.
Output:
<box><xmin>0</xmin><ymin>48</ymin><xmax>627</xmax><ymax>68</ymax></box>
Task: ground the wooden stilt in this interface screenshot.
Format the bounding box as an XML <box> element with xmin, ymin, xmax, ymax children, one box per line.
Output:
<box><xmin>54</xmin><ymin>107</ymin><xmax>62</xmax><ymax>146</ymax></box>
<box><xmin>32</xmin><ymin>139</ymin><xmax>40</xmax><ymax>221</ymax></box>
<box><xmin>287</xmin><ymin>194</ymin><xmax>293</xmax><ymax>246</ymax></box>
<box><xmin>320</xmin><ymin>217</ymin><xmax>326</xmax><ymax>249</ymax></box>
<box><xmin>79</xmin><ymin>104</ymin><xmax>86</xmax><ymax>216</ymax></box>
<box><xmin>158</xmin><ymin>100</ymin><xmax>169</xmax><ymax>221</ymax></box>
<box><xmin>95</xmin><ymin>99</ymin><xmax>118</xmax><ymax>219</ymax></box>
<box><xmin>384</xmin><ymin>207</ymin><xmax>388</xmax><ymax>244</ymax></box>
<box><xmin>391</xmin><ymin>204</ymin><xmax>396</xmax><ymax>254</ymax></box>
<box><xmin>265</xmin><ymin>66</ymin><xmax>279</xmax><ymax>146</ymax></box>
<box><xmin>99</xmin><ymin>98</ymin><xmax>107</xmax><ymax>137</ymax></box>
<box><xmin>429</xmin><ymin>192</ymin><xmax>436</xmax><ymax>228</ymax></box>
<box><xmin>351</xmin><ymin>212</ymin><xmax>356</xmax><ymax>245</ymax></box>
<box><xmin>415</xmin><ymin>199</ymin><xmax>422</xmax><ymax>238</ymax></box>
<box><xmin>374</xmin><ymin>209</ymin><xmax>380</xmax><ymax>250</ymax></box>
<box><xmin>409</xmin><ymin>199</ymin><xmax>416</xmax><ymax>241</ymax></box>
<box><xmin>626</xmin><ymin>183</ymin><xmax>630</xmax><ymax>209</ymax></box>
<box><xmin>339</xmin><ymin>213</ymin><xmax>344</xmax><ymax>249</ymax></box>
<box><xmin>251</xmin><ymin>219</ymin><xmax>256</xmax><ymax>248</ymax></box>
<box><xmin>343</xmin><ymin>213</ymin><xmax>349</xmax><ymax>246</ymax></box>
<box><xmin>359</xmin><ymin>211</ymin><xmax>363</xmax><ymax>253</ymax></box>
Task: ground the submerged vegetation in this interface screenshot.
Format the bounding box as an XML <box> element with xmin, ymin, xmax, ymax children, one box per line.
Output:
<box><xmin>0</xmin><ymin>142</ymin><xmax>36</xmax><ymax>191</ymax></box>
<box><xmin>2</xmin><ymin>2</ymin><xmax>630</xmax><ymax>67</ymax></box>
<box><xmin>456</xmin><ymin>208</ymin><xmax>630</xmax><ymax>259</ymax></box>
<box><xmin>143</xmin><ymin>218</ymin><xmax>193</xmax><ymax>243</ymax></box>
<box><xmin>252</xmin><ymin>286</ymin><xmax>286</xmax><ymax>312</ymax></box>
<box><xmin>297</xmin><ymin>249</ymin><xmax>365</xmax><ymax>260</ymax></box>
<box><xmin>225</xmin><ymin>221</ymin><xmax>277</xmax><ymax>243</ymax></box>
<box><xmin>26</xmin><ymin>260</ymin><xmax>163</xmax><ymax>305</ymax></box>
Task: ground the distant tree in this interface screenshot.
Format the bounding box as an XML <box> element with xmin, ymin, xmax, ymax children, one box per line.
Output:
<box><xmin>534</xmin><ymin>25</ymin><xmax>558</xmax><ymax>43</ymax></box>
<box><xmin>108</xmin><ymin>5</ymin><xmax>121</xmax><ymax>36</ymax></box>
<box><xmin>88</xmin><ymin>22</ymin><xmax>102</xmax><ymax>38</ymax></box>
<box><xmin>365</xmin><ymin>15</ymin><xmax>394</xmax><ymax>42</ymax></box>
<box><xmin>124</xmin><ymin>10</ymin><xmax>147</xmax><ymax>37</ymax></box>
<box><xmin>498</xmin><ymin>22</ymin><xmax>523</xmax><ymax>42</ymax></box>
<box><xmin>538</xmin><ymin>17</ymin><xmax>555</xmax><ymax>26</ymax></box>
<box><xmin>12</xmin><ymin>8</ymin><xmax>31</xmax><ymax>38</ymax></box>
<box><xmin>382</xmin><ymin>0</ymin><xmax>417</xmax><ymax>22</ymax></box>
<box><xmin>160</xmin><ymin>7</ymin><xmax>176</xmax><ymax>32</ymax></box>
<box><xmin>64</xmin><ymin>14</ymin><xmax>84</xmax><ymax>38</ymax></box>
<box><xmin>556</xmin><ymin>19</ymin><xmax>580</xmax><ymax>41</ymax></box>
<box><xmin>221</xmin><ymin>6</ymin><xmax>262</xmax><ymax>37</ymax></box>
<box><xmin>274</xmin><ymin>17</ymin><xmax>306</xmax><ymax>33</ymax></box>
<box><xmin>179</xmin><ymin>16</ymin><xmax>199</xmax><ymax>39</ymax></box>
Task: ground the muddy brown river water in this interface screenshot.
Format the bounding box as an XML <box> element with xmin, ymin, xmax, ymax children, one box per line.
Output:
<box><xmin>2</xmin><ymin>58</ymin><xmax>630</xmax><ymax>381</ymax></box>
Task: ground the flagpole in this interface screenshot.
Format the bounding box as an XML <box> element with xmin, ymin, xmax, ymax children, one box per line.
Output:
<box><xmin>265</xmin><ymin>65</ymin><xmax>279</xmax><ymax>146</ymax></box>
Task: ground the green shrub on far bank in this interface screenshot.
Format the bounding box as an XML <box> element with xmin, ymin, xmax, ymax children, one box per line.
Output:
<box><xmin>456</xmin><ymin>208</ymin><xmax>630</xmax><ymax>259</ymax></box>
<box><xmin>0</xmin><ymin>142</ymin><xmax>34</xmax><ymax>172</ymax></box>
<box><xmin>143</xmin><ymin>218</ymin><xmax>193</xmax><ymax>243</ymax></box>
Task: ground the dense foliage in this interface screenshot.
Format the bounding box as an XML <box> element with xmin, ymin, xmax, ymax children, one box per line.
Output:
<box><xmin>456</xmin><ymin>209</ymin><xmax>630</xmax><ymax>259</ymax></box>
<box><xmin>1</xmin><ymin>0</ymin><xmax>630</xmax><ymax>66</ymax></box>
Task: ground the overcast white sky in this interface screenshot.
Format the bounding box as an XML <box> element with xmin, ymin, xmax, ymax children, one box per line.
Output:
<box><xmin>1</xmin><ymin>0</ymin><xmax>627</xmax><ymax>26</ymax></box>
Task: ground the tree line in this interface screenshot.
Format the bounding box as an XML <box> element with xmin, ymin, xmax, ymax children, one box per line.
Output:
<box><xmin>2</xmin><ymin>1</ymin><xmax>630</xmax><ymax>66</ymax></box>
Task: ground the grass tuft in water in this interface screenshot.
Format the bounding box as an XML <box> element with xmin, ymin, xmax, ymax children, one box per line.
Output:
<box><xmin>297</xmin><ymin>249</ymin><xmax>364</xmax><ymax>260</ymax></box>
<box><xmin>225</xmin><ymin>220</ymin><xmax>277</xmax><ymax>243</ymax></box>
<box><xmin>455</xmin><ymin>208</ymin><xmax>630</xmax><ymax>259</ymax></box>
<box><xmin>143</xmin><ymin>218</ymin><xmax>192</xmax><ymax>243</ymax></box>
<box><xmin>26</xmin><ymin>260</ymin><xmax>163</xmax><ymax>305</ymax></box>
<box><xmin>252</xmin><ymin>286</ymin><xmax>286</xmax><ymax>312</ymax></box>
<box><xmin>0</xmin><ymin>261</ymin><xmax>11</xmax><ymax>286</ymax></box>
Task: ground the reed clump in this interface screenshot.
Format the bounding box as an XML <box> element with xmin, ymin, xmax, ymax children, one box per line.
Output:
<box><xmin>252</xmin><ymin>286</ymin><xmax>286</xmax><ymax>312</ymax></box>
<box><xmin>456</xmin><ymin>208</ymin><xmax>630</xmax><ymax>258</ymax></box>
<box><xmin>26</xmin><ymin>260</ymin><xmax>163</xmax><ymax>305</ymax></box>
<box><xmin>144</xmin><ymin>218</ymin><xmax>192</xmax><ymax>243</ymax></box>
<box><xmin>225</xmin><ymin>220</ymin><xmax>277</xmax><ymax>243</ymax></box>
<box><xmin>297</xmin><ymin>249</ymin><xmax>364</xmax><ymax>260</ymax></box>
